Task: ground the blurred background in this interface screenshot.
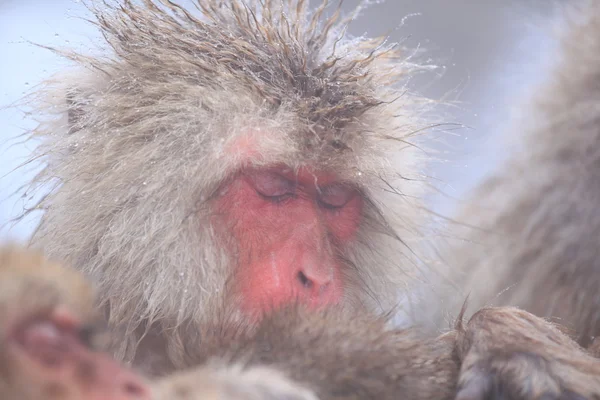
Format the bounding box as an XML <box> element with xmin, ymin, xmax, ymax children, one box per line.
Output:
<box><xmin>0</xmin><ymin>0</ymin><xmax>566</xmax><ymax>241</ymax></box>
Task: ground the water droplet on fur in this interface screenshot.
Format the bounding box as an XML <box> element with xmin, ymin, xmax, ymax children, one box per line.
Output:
<box><xmin>142</xmin><ymin>181</ymin><xmax>147</xmax><ymax>185</ymax></box>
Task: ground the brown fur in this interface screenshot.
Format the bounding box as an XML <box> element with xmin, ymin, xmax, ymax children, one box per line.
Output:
<box><xmin>435</xmin><ymin>0</ymin><xmax>600</xmax><ymax>348</ymax></box>
<box><xmin>150</xmin><ymin>306</ymin><xmax>457</xmax><ymax>400</ymax></box>
<box><xmin>151</xmin><ymin>305</ymin><xmax>600</xmax><ymax>400</ymax></box>
<box><xmin>2</xmin><ymin>247</ymin><xmax>600</xmax><ymax>400</ymax></box>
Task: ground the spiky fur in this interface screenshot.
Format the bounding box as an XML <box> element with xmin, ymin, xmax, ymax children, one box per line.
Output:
<box><xmin>21</xmin><ymin>0</ymin><xmax>437</xmax><ymax>371</ymax></box>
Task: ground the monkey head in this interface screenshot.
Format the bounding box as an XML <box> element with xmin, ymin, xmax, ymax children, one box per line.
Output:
<box><xmin>22</xmin><ymin>0</ymin><xmax>434</xmax><ymax>367</ymax></box>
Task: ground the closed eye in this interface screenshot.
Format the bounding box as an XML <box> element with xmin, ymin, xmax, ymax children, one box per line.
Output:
<box><xmin>247</xmin><ymin>170</ymin><xmax>295</xmax><ymax>203</ymax></box>
<box><xmin>318</xmin><ymin>184</ymin><xmax>355</xmax><ymax>209</ymax></box>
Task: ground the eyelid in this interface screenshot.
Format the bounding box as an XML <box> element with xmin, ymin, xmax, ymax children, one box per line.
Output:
<box><xmin>318</xmin><ymin>184</ymin><xmax>355</xmax><ymax>208</ymax></box>
<box><xmin>248</xmin><ymin>171</ymin><xmax>295</xmax><ymax>198</ymax></box>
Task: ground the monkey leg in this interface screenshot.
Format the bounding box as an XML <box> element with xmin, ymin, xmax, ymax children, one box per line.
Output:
<box><xmin>454</xmin><ymin>307</ymin><xmax>600</xmax><ymax>400</ymax></box>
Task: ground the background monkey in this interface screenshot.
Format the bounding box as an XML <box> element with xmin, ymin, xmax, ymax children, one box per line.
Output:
<box><xmin>0</xmin><ymin>247</ymin><xmax>149</xmax><ymax>400</ymax></box>
<box><xmin>434</xmin><ymin>0</ymin><xmax>600</xmax><ymax>349</ymax></box>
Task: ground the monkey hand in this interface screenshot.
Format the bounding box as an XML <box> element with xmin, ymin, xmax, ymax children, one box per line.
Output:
<box><xmin>454</xmin><ymin>307</ymin><xmax>600</xmax><ymax>400</ymax></box>
<box><xmin>152</xmin><ymin>363</ymin><xmax>319</xmax><ymax>400</ymax></box>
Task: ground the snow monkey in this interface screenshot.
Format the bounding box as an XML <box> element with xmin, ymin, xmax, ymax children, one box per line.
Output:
<box><xmin>11</xmin><ymin>0</ymin><xmax>600</xmax><ymax>398</ymax></box>
<box><xmin>436</xmin><ymin>0</ymin><xmax>600</xmax><ymax>351</ymax></box>
<box><xmin>25</xmin><ymin>0</ymin><xmax>434</xmax><ymax>373</ymax></box>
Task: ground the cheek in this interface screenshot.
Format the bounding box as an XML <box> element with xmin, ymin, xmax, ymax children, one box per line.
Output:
<box><xmin>215</xmin><ymin>178</ymin><xmax>287</xmax><ymax>251</ymax></box>
<box><xmin>323</xmin><ymin>196</ymin><xmax>364</xmax><ymax>243</ymax></box>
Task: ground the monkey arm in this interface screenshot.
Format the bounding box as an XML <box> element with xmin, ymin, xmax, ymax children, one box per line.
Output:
<box><xmin>172</xmin><ymin>306</ymin><xmax>460</xmax><ymax>400</ymax></box>
<box><xmin>454</xmin><ymin>306</ymin><xmax>600</xmax><ymax>400</ymax></box>
<box><xmin>231</xmin><ymin>306</ymin><xmax>600</xmax><ymax>400</ymax></box>
<box><xmin>152</xmin><ymin>305</ymin><xmax>600</xmax><ymax>400</ymax></box>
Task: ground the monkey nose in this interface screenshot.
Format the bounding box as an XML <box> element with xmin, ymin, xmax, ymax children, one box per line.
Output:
<box><xmin>295</xmin><ymin>260</ymin><xmax>336</xmax><ymax>301</ymax></box>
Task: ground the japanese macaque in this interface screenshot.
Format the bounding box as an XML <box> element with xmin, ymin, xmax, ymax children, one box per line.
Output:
<box><xmin>0</xmin><ymin>247</ymin><xmax>149</xmax><ymax>400</ymax></box>
<box><xmin>10</xmin><ymin>0</ymin><xmax>600</xmax><ymax>397</ymax></box>
<box><xmin>23</xmin><ymin>0</ymin><xmax>433</xmax><ymax>374</ymax></box>
<box><xmin>435</xmin><ymin>0</ymin><xmax>600</xmax><ymax>349</ymax></box>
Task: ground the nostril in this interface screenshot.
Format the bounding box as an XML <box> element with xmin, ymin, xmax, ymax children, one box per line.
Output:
<box><xmin>297</xmin><ymin>271</ymin><xmax>313</xmax><ymax>288</ymax></box>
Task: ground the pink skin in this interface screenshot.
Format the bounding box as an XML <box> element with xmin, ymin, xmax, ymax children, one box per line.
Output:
<box><xmin>10</xmin><ymin>307</ymin><xmax>150</xmax><ymax>400</ymax></box>
<box><xmin>217</xmin><ymin>165</ymin><xmax>363</xmax><ymax>315</ymax></box>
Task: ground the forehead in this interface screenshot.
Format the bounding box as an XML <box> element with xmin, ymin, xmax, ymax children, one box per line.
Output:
<box><xmin>222</xmin><ymin>123</ymin><xmax>368</xmax><ymax>177</ymax></box>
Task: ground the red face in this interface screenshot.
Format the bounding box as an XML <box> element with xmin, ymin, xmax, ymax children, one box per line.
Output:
<box><xmin>216</xmin><ymin>165</ymin><xmax>364</xmax><ymax>315</ymax></box>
